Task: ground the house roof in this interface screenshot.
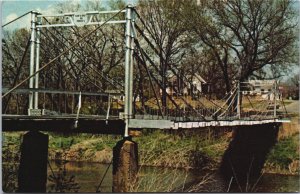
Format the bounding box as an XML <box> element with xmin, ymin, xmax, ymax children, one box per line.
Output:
<box><xmin>166</xmin><ymin>70</ymin><xmax>207</xmax><ymax>84</ymax></box>
<box><xmin>194</xmin><ymin>73</ymin><xmax>207</xmax><ymax>84</ymax></box>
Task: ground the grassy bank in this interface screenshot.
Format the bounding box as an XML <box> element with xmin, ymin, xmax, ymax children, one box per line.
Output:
<box><xmin>264</xmin><ymin>115</ymin><xmax>299</xmax><ymax>175</ymax></box>
<box><xmin>265</xmin><ymin>133</ymin><xmax>299</xmax><ymax>174</ymax></box>
<box><xmin>2</xmin><ymin>128</ymin><xmax>230</xmax><ymax>169</ymax></box>
<box><xmin>45</xmin><ymin>128</ymin><xmax>231</xmax><ymax>169</ymax></box>
<box><xmin>2</xmin><ymin>116</ymin><xmax>298</xmax><ymax>174</ymax></box>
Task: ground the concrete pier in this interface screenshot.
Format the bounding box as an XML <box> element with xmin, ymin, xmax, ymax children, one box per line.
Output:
<box><xmin>112</xmin><ymin>137</ymin><xmax>138</xmax><ymax>192</ymax></box>
<box><xmin>17</xmin><ymin>130</ymin><xmax>49</xmax><ymax>192</ymax></box>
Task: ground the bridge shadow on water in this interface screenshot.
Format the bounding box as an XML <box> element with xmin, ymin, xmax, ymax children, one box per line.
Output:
<box><xmin>219</xmin><ymin>123</ymin><xmax>280</xmax><ymax>191</ymax></box>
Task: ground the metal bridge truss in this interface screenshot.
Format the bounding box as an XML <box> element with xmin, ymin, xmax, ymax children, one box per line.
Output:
<box><xmin>2</xmin><ymin>6</ymin><xmax>289</xmax><ymax>133</ymax></box>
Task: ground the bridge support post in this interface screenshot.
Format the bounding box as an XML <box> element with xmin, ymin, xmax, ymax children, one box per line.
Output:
<box><xmin>112</xmin><ymin>137</ymin><xmax>138</xmax><ymax>192</ymax></box>
<box><xmin>237</xmin><ymin>81</ymin><xmax>241</xmax><ymax>119</ymax></box>
<box><xmin>18</xmin><ymin>130</ymin><xmax>49</xmax><ymax>192</ymax></box>
<box><xmin>34</xmin><ymin>16</ymin><xmax>41</xmax><ymax>109</ymax></box>
<box><xmin>124</xmin><ymin>5</ymin><xmax>134</xmax><ymax>137</ymax></box>
<box><xmin>28</xmin><ymin>11</ymin><xmax>37</xmax><ymax>113</ymax></box>
<box><xmin>273</xmin><ymin>81</ymin><xmax>277</xmax><ymax>118</ymax></box>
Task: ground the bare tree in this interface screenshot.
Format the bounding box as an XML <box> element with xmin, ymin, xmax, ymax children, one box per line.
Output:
<box><xmin>189</xmin><ymin>0</ymin><xmax>298</xmax><ymax>93</ymax></box>
<box><xmin>136</xmin><ymin>0</ymin><xmax>192</xmax><ymax>109</ymax></box>
<box><xmin>2</xmin><ymin>29</ymin><xmax>31</xmax><ymax>113</ymax></box>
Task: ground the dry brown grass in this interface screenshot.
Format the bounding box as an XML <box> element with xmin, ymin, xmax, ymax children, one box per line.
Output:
<box><xmin>128</xmin><ymin>166</ymin><xmax>189</xmax><ymax>192</ymax></box>
<box><xmin>143</xmin><ymin>96</ymin><xmax>225</xmax><ymax>109</ymax></box>
<box><xmin>278</xmin><ymin>116</ymin><xmax>299</xmax><ymax>140</ymax></box>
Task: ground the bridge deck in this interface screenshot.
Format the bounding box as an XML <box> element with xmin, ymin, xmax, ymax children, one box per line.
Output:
<box><xmin>2</xmin><ymin>115</ymin><xmax>124</xmax><ymax>134</ymax></box>
<box><xmin>2</xmin><ymin>114</ymin><xmax>290</xmax><ymax>133</ymax></box>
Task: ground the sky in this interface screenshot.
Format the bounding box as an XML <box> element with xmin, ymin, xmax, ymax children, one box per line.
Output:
<box><xmin>1</xmin><ymin>0</ymin><xmax>137</xmax><ymax>30</ymax></box>
<box><xmin>2</xmin><ymin>1</ymin><xmax>61</xmax><ymax>30</ymax></box>
<box><xmin>1</xmin><ymin>0</ymin><xmax>299</xmax><ymax>33</ymax></box>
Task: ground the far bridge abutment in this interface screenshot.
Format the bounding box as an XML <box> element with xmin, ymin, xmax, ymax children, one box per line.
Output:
<box><xmin>220</xmin><ymin>123</ymin><xmax>280</xmax><ymax>188</ymax></box>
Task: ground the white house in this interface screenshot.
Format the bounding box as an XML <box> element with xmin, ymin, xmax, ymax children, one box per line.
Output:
<box><xmin>161</xmin><ymin>71</ymin><xmax>208</xmax><ymax>96</ymax></box>
<box><xmin>242</xmin><ymin>79</ymin><xmax>280</xmax><ymax>100</ymax></box>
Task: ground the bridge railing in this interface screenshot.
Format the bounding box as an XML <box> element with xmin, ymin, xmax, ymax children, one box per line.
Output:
<box><xmin>2</xmin><ymin>88</ymin><xmax>124</xmax><ymax>117</ymax></box>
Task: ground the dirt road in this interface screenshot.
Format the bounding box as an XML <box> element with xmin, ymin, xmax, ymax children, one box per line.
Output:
<box><xmin>284</xmin><ymin>100</ymin><xmax>299</xmax><ymax>114</ymax></box>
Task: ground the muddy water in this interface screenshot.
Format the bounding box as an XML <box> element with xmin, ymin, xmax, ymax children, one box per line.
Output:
<box><xmin>47</xmin><ymin>161</ymin><xmax>299</xmax><ymax>192</ymax></box>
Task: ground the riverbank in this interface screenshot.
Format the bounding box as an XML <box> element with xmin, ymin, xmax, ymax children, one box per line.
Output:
<box><xmin>47</xmin><ymin>128</ymin><xmax>230</xmax><ymax>170</ymax></box>
<box><xmin>264</xmin><ymin>116</ymin><xmax>299</xmax><ymax>175</ymax></box>
<box><xmin>2</xmin><ymin>115</ymin><xmax>299</xmax><ymax>175</ymax></box>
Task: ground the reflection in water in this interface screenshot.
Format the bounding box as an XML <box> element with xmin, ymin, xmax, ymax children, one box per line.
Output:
<box><xmin>47</xmin><ymin>161</ymin><xmax>300</xmax><ymax>192</ymax></box>
<box><xmin>47</xmin><ymin>161</ymin><xmax>112</xmax><ymax>192</ymax></box>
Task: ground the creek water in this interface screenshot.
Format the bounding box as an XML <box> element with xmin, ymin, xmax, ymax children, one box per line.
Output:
<box><xmin>47</xmin><ymin>161</ymin><xmax>299</xmax><ymax>192</ymax></box>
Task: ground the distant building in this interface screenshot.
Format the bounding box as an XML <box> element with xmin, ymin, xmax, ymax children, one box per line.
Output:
<box><xmin>280</xmin><ymin>84</ymin><xmax>299</xmax><ymax>100</ymax></box>
<box><xmin>161</xmin><ymin>71</ymin><xmax>209</xmax><ymax>96</ymax></box>
<box><xmin>242</xmin><ymin>79</ymin><xmax>280</xmax><ymax>100</ymax></box>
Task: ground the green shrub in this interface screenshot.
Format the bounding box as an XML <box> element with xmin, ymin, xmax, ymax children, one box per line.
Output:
<box><xmin>266</xmin><ymin>135</ymin><xmax>299</xmax><ymax>169</ymax></box>
<box><xmin>94</xmin><ymin>143</ymin><xmax>105</xmax><ymax>150</ymax></box>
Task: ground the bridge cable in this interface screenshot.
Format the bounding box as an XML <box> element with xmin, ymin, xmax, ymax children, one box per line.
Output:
<box><xmin>132</xmin><ymin>24</ymin><xmax>181</xmax><ymax>116</ymax></box>
<box><xmin>211</xmin><ymin>86</ymin><xmax>238</xmax><ymax>117</ymax></box>
<box><xmin>134</xmin><ymin>37</ymin><xmax>209</xmax><ymax>119</ymax></box>
<box><xmin>95</xmin><ymin>159</ymin><xmax>113</xmax><ymax>192</ymax></box>
<box><xmin>74</xmin><ymin>91</ymin><xmax>82</xmax><ymax>128</ymax></box>
<box><xmin>280</xmin><ymin>97</ymin><xmax>288</xmax><ymax>116</ymax></box>
<box><xmin>3</xmin><ymin>35</ymin><xmax>31</xmax><ymax>113</ymax></box>
<box><xmin>137</xmin><ymin>9</ymin><xmax>228</xmax><ymax>120</ymax></box>
<box><xmin>67</xmin><ymin>16</ymin><xmax>125</xmax><ymax>89</ymax></box>
<box><xmin>218</xmin><ymin>90</ymin><xmax>238</xmax><ymax>118</ymax></box>
<box><xmin>47</xmin><ymin>160</ymin><xmax>57</xmax><ymax>180</ymax></box>
<box><xmin>134</xmin><ymin>45</ymin><xmax>207</xmax><ymax>120</ymax></box>
<box><xmin>242</xmin><ymin>95</ymin><xmax>256</xmax><ymax>119</ymax></box>
<box><xmin>133</xmin><ymin>39</ymin><xmax>180</xmax><ymax>109</ymax></box>
<box><xmin>260</xmin><ymin>100</ymin><xmax>272</xmax><ymax>119</ymax></box>
<box><xmin>40</xmin><ymin>21</ymin><xmax>123</xmax><ymax>90</ymax></box>
<box><xmin>134</xmin><ymin>16</ymin><xmax>232</xmax><ymax>116</ymax></box>
<box><xmin>245</xmin><ymin>95</ymin><xmax>255</xmax><ymax>110</ymax></box>
<box><xmin>133</xmin><ymin>44</ymin><xmax>165</xmax><ymax>118</ymax></box>
<box><xmin>39</xmin><ymin>29</ymin><xmax>105</xmax><ymax>92</ymax></box>
<box><xmin>39</xmin><ymin>30</ymin><xmax>88</xmax><ymax>87</ymax></box>
<box><xmin>134</xmin><ymin>44</ymin><xmax>182</xmax><ymax>112</ymax></box>
<box><xmin>2</xmin><ymin>6</ymin><xmax>127</xmax><ymax>98</ymax></box>
<box><xmin>135</xmin><ymin>10</ymin><xmax>211</xmax><ymax>105</ymax></box>
<box><xmin>251</xmin><ymin>97</ymin><xmax>272</xmax><ymax>119</ymax></box>
<box><xmin>106</xmin><ymin>95</ymin><xmax>112</xmax><ymax>124</ymax></box>
<box><xmin>2</xmin><ymin>11</ymin><xmax>32</xmax><ymax>28</ymax></box>
<box><xmin>264</xmin><ymin>92</ymin><xmax>277</xmax><ymax>118</ymax></box>
<box><xmin>134</xmin><ymin>9</ymin><xmax>167</xmax><ymax>57</ymax></box>
<box><xmin>135</xmin><ymin>22</ymin><xmax>223</xmax><ymax>114</ymax></box>
<box><xmin>136</xmin><ymin>53</ymin><xmax>147</xmax><ymax>114</ymax></box>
